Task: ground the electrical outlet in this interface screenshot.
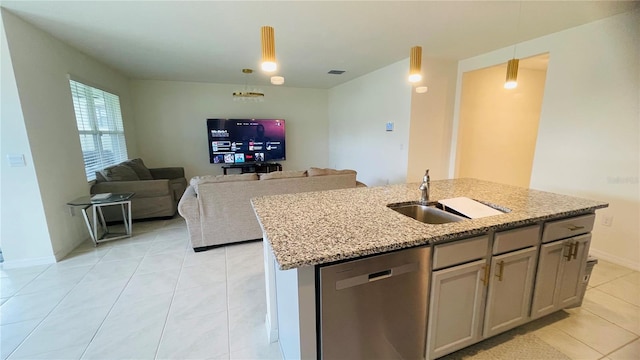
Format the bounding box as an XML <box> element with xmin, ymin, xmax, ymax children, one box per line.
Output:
<box><xmin>602</xmin><ymin>215</ymin><xmax>613</xmax><ymax>227</ymax></box>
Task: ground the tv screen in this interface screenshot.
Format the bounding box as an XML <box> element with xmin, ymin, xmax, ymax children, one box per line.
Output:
<box><xmin>207</xmin><ymin>119</ymin><xmax>286</xmax><ymax>164</ymax></box>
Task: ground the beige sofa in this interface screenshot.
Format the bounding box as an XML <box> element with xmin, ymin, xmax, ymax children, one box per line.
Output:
<box><xmin>91</xmin><ymin>158</ymin><xmax>187</xmax><ymax>221</ymax></box>
<box><xmin>179</xmin><ymin>168</ymin><xmax>360</xmax><ymax>251</ymax></box>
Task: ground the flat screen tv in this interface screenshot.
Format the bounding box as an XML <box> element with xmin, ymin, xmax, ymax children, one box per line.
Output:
<box><xmin>207</xmin><ymin>118</ymin><xmax>286</xmax><ymax>164</ymax></box>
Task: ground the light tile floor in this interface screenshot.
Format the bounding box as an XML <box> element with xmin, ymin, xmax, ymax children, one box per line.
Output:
<box><xmin>0</xmin><ymin>216</ymin><xmax>638</xmax><ymax>359</ymax></box>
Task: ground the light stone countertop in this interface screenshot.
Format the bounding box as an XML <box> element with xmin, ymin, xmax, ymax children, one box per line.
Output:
<box><xmin>251</xmin><ymin>178</ymin><xmax>608</xmax><ymax>270</ymax></box>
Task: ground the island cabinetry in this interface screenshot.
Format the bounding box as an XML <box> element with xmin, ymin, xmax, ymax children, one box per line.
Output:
<box><xmin>483</xmin><ymin>225</ymin><xmax>539</xmax><ymax>338</ymax></box>
<box><xmin>427</xmin><ymin>225</ymin><xmax>541</xmax><ymax>360</ymax></box>
<box><xmin>427</xmin><ymin>236</ymin><xmax>489</xmax><ymax>359</ymax></box>
<box><xmin>531</xmin><ymin>214</ymin><xmax>594</xmax><ymax>319</ymax></box>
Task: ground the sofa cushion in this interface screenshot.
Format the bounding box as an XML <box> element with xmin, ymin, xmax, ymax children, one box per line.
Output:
<box><xmin>190</xmin><ymin>173</ymin><xmax>258</xmax><ymax>193</ymax></box>
<box><xmin>123</xmin><ymin>158</ymin><xmax>153</xmax><ymax>180</ymax></box>
<box><xmin>100</xmin><ymin>164</ymin><xmax>140</xmax><ymax>181</ymax></box>
<box><xmin>259</xmin><ymin>170</ymin><xmax>307</xmax><ymax>180</ymax></box>
<box><xmin>95</xmin><ymin>171</ymin><xmax>108</xmax><ymax>183</ymax></box>
<box><xmin>308</xmin><ymin>167</ymin><xmax>357</xmax><ymax>177</ymax></box>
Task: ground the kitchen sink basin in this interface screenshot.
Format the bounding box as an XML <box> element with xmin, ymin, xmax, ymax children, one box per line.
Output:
<box><xmin>388</xmin><ymin>202</ymin><xmax>467</xmax><ymax>224</ymax></box>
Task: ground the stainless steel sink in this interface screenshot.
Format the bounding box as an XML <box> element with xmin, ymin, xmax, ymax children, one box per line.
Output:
<box><xmin>388</xmin><ymin>202</ymin><xmax>467</xmax><ymax>224</ymax></box>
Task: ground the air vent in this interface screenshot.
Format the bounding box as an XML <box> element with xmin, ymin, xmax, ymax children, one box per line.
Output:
<box><xmin>328</xmin><ymin>70</ymin><xmax>346</xmax><ymax>75</ymax></box>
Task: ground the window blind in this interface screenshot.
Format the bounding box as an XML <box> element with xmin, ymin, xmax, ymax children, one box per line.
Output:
<box><xmin>69</xmin><ymin>80</ymin><xmax>128</xmax><ymax>181</ymax></box>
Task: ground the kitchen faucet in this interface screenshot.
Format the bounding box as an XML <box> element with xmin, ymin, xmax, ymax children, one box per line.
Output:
<box><xmin>419</xmin><ymin>169</ymin><xmax>430</xmax><ymax>205</ymax></box>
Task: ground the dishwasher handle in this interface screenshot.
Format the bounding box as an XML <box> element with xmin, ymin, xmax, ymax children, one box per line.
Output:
<box><xmin>368</xmin><ymin>269</ymin><xmax>392</xmax><ymax>282</ymax></box>
<box><xmin>335</xmin><ymin>262</ymin><xmax>418</xmax><ymax>290</ymax></box>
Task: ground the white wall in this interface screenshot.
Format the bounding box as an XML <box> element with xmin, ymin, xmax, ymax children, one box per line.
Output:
<box><xmin>452</xmin><ymin>9</ymin><xmax>640</xmax><ymax>269</ymax></box>
<box><xmin>130</xmin><ymin>80</ymin><xmax>329</xmax><ymax>180</ymax></box>
<box><xmin>0</xmin><ymin>13</ymin><xmax>55</xmax><ymax>267</ymax></box>
<box><xmin>328</xmin><ymin>59</ymin><xmax>412</xmax><ymax>186</ymax></box>
<box><xmin>455</xmin><ymin>64</ymin><xmax>547</xmax><ymax>188</ymax></box>
<box><xmin>406</xmin><ymin>59</ymin><xmax>458</xmax><ymax>182</ymax></box>
<box><xmin>1</xmin><ymin>10</ymin><xmax>137</xmax><ymax>263</ymax></box>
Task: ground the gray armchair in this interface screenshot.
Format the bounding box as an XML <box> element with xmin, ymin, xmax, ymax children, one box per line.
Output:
<box><xmin>90</xmin><ymin>159</ymin><xmax>187</xmax><ymax>221</ymax></box>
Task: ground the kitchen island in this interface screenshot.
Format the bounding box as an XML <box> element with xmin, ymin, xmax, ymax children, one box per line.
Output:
<box><xmin>251</xmin><ymin>178</ymin><xmax>608</xmax><ymax>359</ymax></box>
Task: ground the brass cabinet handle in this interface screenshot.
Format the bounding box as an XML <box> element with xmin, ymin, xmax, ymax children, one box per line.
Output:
<box><xmin>572</xmin><ymin>242</ymin><xmax>579</xmax><ymax>260</ymax></box>
<box><xmin>567</xmin><ymin>225</ymin><xmax>585</xmax><ymax>231</ymax></box>
<box><xmin>564</xmin><ymin>243</ymin><xmax>573</xmax><ymax>261</ymax></box>
<box><xmin>495</xmin><ymin>261</ymin><xmax>505</xmax><ymax>281</ymax></box>
<box><xmin>482</xmin><ymin>265</ymin><xmax>490</xmax><ymax>286</ymax></box>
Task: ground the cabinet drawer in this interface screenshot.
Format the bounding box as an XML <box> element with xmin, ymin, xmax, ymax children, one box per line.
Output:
<box><xmin>493</xmin><ymin>225</ymin><xmax>540</xmax><ymax>255</ymax></box>
<box><xmin>542</xmin><ymin>214</ymin><xmax>595</xmax><ymax>243</ymax></box>
<box><xmin>433</xmin><ymin>235</ymin><xmax>489</xmax><ymax>270</ymax></box>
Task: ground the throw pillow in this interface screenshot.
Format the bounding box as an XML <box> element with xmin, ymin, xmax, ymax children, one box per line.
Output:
<box><xmin>190</xmin><ymin>173</ymin><xmax>258</xmax><ymax>192</ymax></box>
<box><xmin>101</xmin><ymin>164</ymin><xmax>140</xmax><ymax>181</ymax></box>
<box><xmin>123</xmin><ymin>158</ymin><xmax>153</xmax><ymax>180</ymax></box>
<box><xmin>95</xmin><ymin>171</ymin><xmax>108</xmax><ymax>183</ymax></box>
<box><xmin>308</xmin><ymin>167</ymin><xmax>330</xmax><ymax>177</ymax></box>
<box><xmin>259</xmin><ymin>170</ymin><xmax>307</xmax><ymax>180</ymax></box>
<box><xmin>308</xmin><ymin>167</ymin><xmax>357</xmax><ymax>177</ymax></box>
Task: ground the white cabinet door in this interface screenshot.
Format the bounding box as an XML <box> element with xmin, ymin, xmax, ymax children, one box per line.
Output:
<box><xmin>483</xmin><ymin>247</ymin><xmax>537</xmax><ymax>338</ymax></box>
<box><xmin>558</xmin><ymin>234</ymin><xmax>591</xmax><ymax>307</ymax></box>
<box><xmin>531</xmin><ymin>234</ymin><xmax>592</xmax><ymax>319</ymax></box>
<box><xmin>427</xmin><ymin>259</ymin><xmax>487</xmax><ymax>360</ymax></box>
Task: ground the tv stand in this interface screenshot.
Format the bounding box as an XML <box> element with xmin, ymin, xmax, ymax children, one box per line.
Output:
<box><xmin>222</xmin><ymin>162</ymin><xmax>282</xmax><ymax>175</ymax></box>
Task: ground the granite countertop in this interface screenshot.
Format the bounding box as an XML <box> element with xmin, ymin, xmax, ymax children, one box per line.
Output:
<box><xmin>251</xmin><ymin>178</ymin><xmax>608</xmax><ymax>270</ymax></box>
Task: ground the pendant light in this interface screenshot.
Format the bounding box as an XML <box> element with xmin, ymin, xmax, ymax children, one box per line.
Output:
<box><xmin>504</xmin><ymin>59</ymin><xmax>519</xmax><ymax>89</ymax></box>
<box><xmin>408</xmin><ymin>46</ymin><xmax>422</xmax><ymax>83</ymax></box>
<box><xmin>261</xmin><ymin>26</ymin><xmax>277</xmax><ymax>72</ymax></box>
<box><xmin>504</xmin><ymin>2</ymin><xmax>523</xmax><ymax>89</ymax></box>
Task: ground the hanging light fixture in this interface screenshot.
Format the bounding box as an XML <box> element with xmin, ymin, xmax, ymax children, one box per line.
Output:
<box><xmin>504</xmin><ymin>59</ymin><xmax>519</xmax><ymax>89</ymax></box>
<box><xmin>408</xmin><ymin>46</ymin><xmax>422</xmax><ymax>83</ymax></box>
<box><xmin>261</xmin><ymin>26</ymin><xmax>277</xmax><ymax>72</ymax></box>
<box><xmin>232</xmin><ymin>69</ymin><xmax>264</xmax><ymax>102</ymax></box>
<box><xmin>504</xmin><ymin>2</ymin><xmax>523</xmax><ymax>89</ymax></box>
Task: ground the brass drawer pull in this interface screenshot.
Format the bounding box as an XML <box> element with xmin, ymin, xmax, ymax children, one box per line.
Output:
<box><xmin>482</xmin><ymin>265</ymin><xmax>490</xmax><ymax>286</ymax></box>
<box><xmin>564</xmin><ymin>243</ymin><xmax>573</xmax><ymax>261</ymax></box>
<box><xmin>495</xmin><ymin>261</ymin><xmax>505</xmax><ymax>281</ymax></box>
<box><xmin>567</xmin><ymin>225</ymin><xmax>585</xmax><ymax>231</ymax></box>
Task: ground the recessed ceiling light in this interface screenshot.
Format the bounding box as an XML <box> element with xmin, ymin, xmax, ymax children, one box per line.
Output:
<box><xmin>270</xmin><ymin>76</ymin><xmax>284</xmax><ymax>85</ymax></box>
<box><xmin>328</xmin><ymin>70</ymin><xmax>346</xmax><ymax>75</ymax></box>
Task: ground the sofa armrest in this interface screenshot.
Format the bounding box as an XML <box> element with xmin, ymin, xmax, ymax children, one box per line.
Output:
<box><xmin>178</xmin><ymin>186</ymin><xmax>202</xmax><ymax>248</ymax></box>
<box><xmin>150</xmin><ymin>167</ymin><xmax>185</xmax><ymax>180</ymax></box>
<box><xmin>91</xmin><ymin>179</ymin><xmax>171</xmax><ymax>197</ymax></box>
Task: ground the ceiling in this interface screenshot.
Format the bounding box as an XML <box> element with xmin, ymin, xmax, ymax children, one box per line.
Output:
<box><xmin>1</xmin><ymin>1</ymin><xmax>637</xmax><ymax>89</ymax></box>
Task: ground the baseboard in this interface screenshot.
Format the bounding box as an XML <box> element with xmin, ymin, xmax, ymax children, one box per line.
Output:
<box><xmin>193</xmin><ymin>238</ymin><xmax>262</xmax><ymax>252</ymax></box>
<box><xmin>589</xmin><ymin>248</ymin><xmax>640</xmax><ymax>271</ymax></box>
<box><xmin>53</xmin><ymin>236</ymin><xmax>89</xmax><ymax>261</ymax></box>
<box><xmin>265</xmin><ymin>313</ymin><xmax>279</xmax><ymax>343</ymax></box>
<box><xmin>1</xmin><ymin>255</ymin><xmax>57</xmax><ymax>269</ymax></box>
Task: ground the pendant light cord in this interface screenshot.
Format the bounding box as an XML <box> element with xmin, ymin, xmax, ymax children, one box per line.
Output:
<box><xmin>513</xmin><ymin>0</ymin><xmax>523</xmax><ymax>58</ymax></box>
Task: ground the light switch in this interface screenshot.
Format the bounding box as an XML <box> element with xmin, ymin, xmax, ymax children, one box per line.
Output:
<box><xmin>7</xmin><ymin>154</ymin><xmax>26</xmax><ymax>167</ymax></box>
<box><xmin>386</xmin><ymin>122</ymin><xmax>394</xmax><ymax>132</ymax></box>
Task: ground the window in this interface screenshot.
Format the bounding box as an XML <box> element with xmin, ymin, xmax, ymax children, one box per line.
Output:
<box><xmin>69</xmin><ymin>79</ymin><xmax>128</xmax><ymax>181</ymax></box>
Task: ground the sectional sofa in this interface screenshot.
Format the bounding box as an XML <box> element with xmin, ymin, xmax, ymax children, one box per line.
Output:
<box><xmin>91</xmin><ymin>158</ymin><xmax>187</xmax><ymax>221</ymax></box>
<box><xmin>178</xmin><ymin>168</ymin><xmax>362</xmax><ymax>251</ymax></box>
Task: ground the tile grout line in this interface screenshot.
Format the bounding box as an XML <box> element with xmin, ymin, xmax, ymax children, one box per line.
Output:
<box><xmin>590</xmin><ymin>283</ymin><xmax>640</xmax><ymax>308</ymax></box>
<box><xmin>77</xmin><ymin>238</ymin><xmax>153</xmax><ymax>360</ymax></box>
<box><xmin>601</xmin><ymin>335</ymin><xmax>640</xmax><ymax>358</ymax></box>
<box><xmin>225</xmin><ymin>246</ymin><xmax>232</xmax><ymax>359</ymax></box>
<box><xmin>5</xmin><ymin>247</ymin><xmax>114</xmax><ymax>360</ymax></box>
<box><xmin>553</xmin><ymin>306</ymin><xmax>635</xmax><ymax>357</ymax></box>
<box><xmin>152</xmin><ymin>238</ymin><xmax>189</xmax><ymax>360</ymax></box>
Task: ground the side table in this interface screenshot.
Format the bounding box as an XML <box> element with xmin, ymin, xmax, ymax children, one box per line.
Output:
<box><xmin>67</xmin><ymin>192</ymin><xmax>134</xmax><ymax>246</ymax></box>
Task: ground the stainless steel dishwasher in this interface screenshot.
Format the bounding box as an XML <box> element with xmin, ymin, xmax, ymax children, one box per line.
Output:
<box><xmin>319</xmin><ymin>246</ymin><xmax>430</xmax><ymax>359</ymax></box>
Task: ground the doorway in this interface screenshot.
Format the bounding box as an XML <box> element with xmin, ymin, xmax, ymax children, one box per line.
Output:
<box><xmin>454</xmin><ymin>53</ymin><xmax>549</xmax><ymax>187</ymax></box>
